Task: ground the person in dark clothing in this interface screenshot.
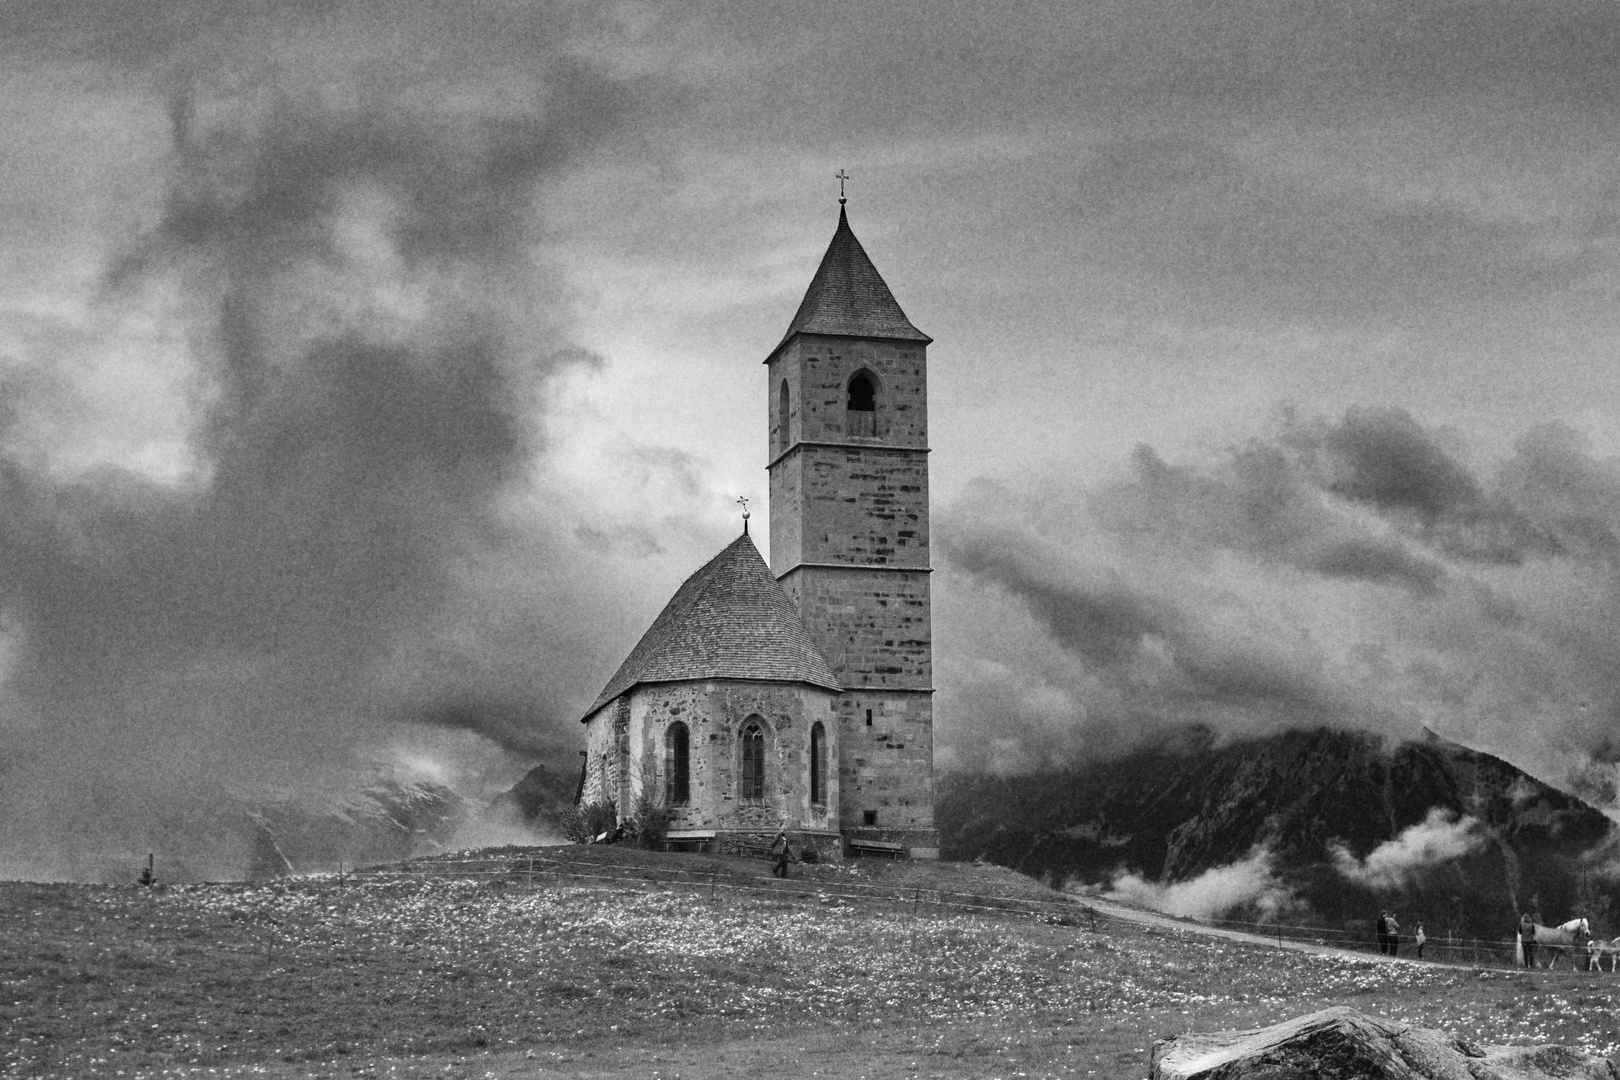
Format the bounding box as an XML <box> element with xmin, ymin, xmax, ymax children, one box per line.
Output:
<box><xmin>1385</xmin><ymin>913</ymin><xmax>1399</xmax><ymax>957</ymax></box>
<box><xmin>769</xmin><ymin>830</ymin><xmax>790</xmax><ymax>878</ymax></box>
<box><xmin>1375</xmin><ymin>911</ymin><xmax>1389</xmax><ymax>955</ymax></box>
<box><xmin>1521</xmin><ymin>912</ymin><xmax>1538</xmax><ymax>968</ymax></box>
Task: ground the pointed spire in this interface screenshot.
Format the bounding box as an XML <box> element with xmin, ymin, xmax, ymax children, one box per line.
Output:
<box><xmin>770</xmin><ymin>206</ymin><xmax>931</xmax><ymax>358</ymax></box>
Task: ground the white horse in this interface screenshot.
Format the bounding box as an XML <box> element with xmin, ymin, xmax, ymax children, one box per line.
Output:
<box><xmin>1518</xmin><ymin>918</ymin><xmax>1591</xmax><ymax>969</ymax></box>
<box><xmin>1587</xmin><ymin>936</ymin><xmax>1620</xmax><ymax>973</ymax></box>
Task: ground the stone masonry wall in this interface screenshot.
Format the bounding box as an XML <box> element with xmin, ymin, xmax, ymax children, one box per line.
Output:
<box><xmin>768</xmin><ymin>335</ymin><xmax>929</xmax><ymax>577</ymax></box>
<box><xmin>767</xmin><ymin>332</ymin><xmax>938</xmax><ymax>856</ymax></box>
<box><xmin>579</xmin><ymin>697</ymin><xmax>624</xmax><ymax>812</ymax></box>
<box><xmin>770</xmin><ymin>448</ymin><xmax>928</xmax><ymax>569</ymax></box>
<box><xmin>835</xmin><ymin>690</ymin><xmax>935</xmax><ymax>835</ymax></box>
<box><xmin>776</xmin><ymin>568</ymin><xmax>931</xmax><ymax>688</ymax></box>
<box><xmin>624</xmin><ymin>680</ymin><xmax>839</xmax><ymax>836</ymax></box>
<box><xmin>767</xmin><ymin>335</ymin><xmax>928</xmax><ymax>452</ymax></box>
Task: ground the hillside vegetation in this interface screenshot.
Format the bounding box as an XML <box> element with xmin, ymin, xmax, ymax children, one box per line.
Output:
<box><xmin>4</xmin><ymin>846</ymin><xmax>1619</xmax><ymax>1079</ymax></box>
<box><xmin>941</xmin><ymin>727</ymin><xmax>1618</xmax><ymax>939</ymax></box>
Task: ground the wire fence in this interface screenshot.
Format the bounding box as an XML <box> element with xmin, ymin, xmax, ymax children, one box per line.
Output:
<box><xmin>1194</xmin><ymin>914</ymin><xmax>1613</xmax><ymax>973</ymax></box>
<box><xmin>329</xmin><ymin>849</ymin><xmax>1617</xmax><ymax>974</ymax></box>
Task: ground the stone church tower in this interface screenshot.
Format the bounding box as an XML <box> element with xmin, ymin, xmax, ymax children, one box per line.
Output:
<box><xmin>579</xmin><ymin>202</ymin><xmax>938</xmax><ymax>859</ymax></box>
<box><xmin>766</xmin><ymin>204</ymin><xmax>938</xmax><ymax>857</ymax></box>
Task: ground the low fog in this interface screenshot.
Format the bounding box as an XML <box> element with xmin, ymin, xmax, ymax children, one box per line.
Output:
<box><xmin>1102</xmin><ymin>845</ymin><xmax>1295</xmax><ymax>922</ymax></box>
<box><xmin>1330</xmin><ymin>809</ymin><xmax>1488</xmax><ymax>891</ymax></box>
<box><xmin>0</xmin><ymin>4</ymin><xmax>687</xmax><ymax>880</ymax></box>
<box><xmin>1100</xmin><ymin>808</ymin><xmax>1490</xmax><ymax>921</ymax></box>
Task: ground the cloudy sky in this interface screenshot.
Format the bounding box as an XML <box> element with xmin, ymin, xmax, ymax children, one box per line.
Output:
<box><xmin>4</xmin><ymin>0</ymin><xmax>1620</xmax><ymax>877</ymax></box>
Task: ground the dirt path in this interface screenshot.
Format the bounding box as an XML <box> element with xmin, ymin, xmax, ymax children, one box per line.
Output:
<box><xmin>1076</xmin><ymin>895</ymin><xmax>1556</xmax><ymax>972</ymax></box>
<box><xmin>1078</xmin><ymin>894</ymin><xmax>1435</xmax><ymax>964</ymax></box>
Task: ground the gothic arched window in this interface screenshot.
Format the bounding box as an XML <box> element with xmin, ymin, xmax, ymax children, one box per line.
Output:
<box><xmin>778</xmin><ymin>380</ymin><xmax>791</xmax><ymax>451</ymax></box>
<box><xmin>809</xmin><ymin>721</ymin><xmax>827</xmax><ymax>806</ymax></box>
<box><xmin>846</xmin><ymin>372</ymin><xmax>877</xmax><ymax>437</ymax></box>
<box><xmin>665</xmin><ymin>722</ymin><xmax>690</xmax><ymax>806</ymax></box>
<box><xmin>741</xmin><ymin>720</ymin><xmax>765</xmax><ymax>801</ymax></box>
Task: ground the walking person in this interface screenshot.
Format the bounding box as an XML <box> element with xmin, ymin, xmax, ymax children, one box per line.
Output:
<box><xmin>1415</xmin><ymin>923</ymin><xmax>1426</xmax><ymax>960</ymax></box>
<box><xmin>1520</xmin><ymin>912</ymin><xmax>1537</xmax><ymax>969</ymax></box>
<box><xmin>769</xmin><ymin>829</ymin><xmax>791</xmax><ymax>879</ymax></box>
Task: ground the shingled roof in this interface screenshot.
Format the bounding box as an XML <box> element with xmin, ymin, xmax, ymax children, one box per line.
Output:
<box><xmin>583</xmin><ymin>533</ymin><xmax>841</xmax><ymax>719</ymax></box>
<box><xmin>770</xmin><ymin>205</ymin><xmax>931</xmax><ymax>357</ymax></box>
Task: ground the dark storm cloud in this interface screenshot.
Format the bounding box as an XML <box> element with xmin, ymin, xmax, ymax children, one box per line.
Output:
<box><xmin>0</xmin><ymin>3</ymin><xmax>647</xmax><ymax>878</ymax></box>
<box><xmin>1285</xmin><ymin>408</ymin><xmax>1563</xmax><ymax>564</ymax></box>
<box><xmin>1086</xmin><ymin>422</ymin><xmax>1475</xmax><ymax>588</ymax></box>
<box><xmin>945</xmin><ymin>518</ymin><xmax>1345</xmax><ymax>732</ymax></box>
<box><xmin>1310</xmin><ymin>538</ymin><xmax>1445</xmax><ymax>594</ymax></box>
<box><xmin>948</xmin><ymin>530</ymin><xmax>1169</xmax><ymax>664</ymax></box>
<box><xmin>937</xmin><ymin>409</ymin><xmax>1620</xmax><ymax>802</ymax></box>
<box><xmin>1297</xmin><ymin>407</ymin><xmax>1483</xmax><ymax>519</ymax></box>
<box><xmin>1497</xmin><ymin>424</ymin><xmax>1620</xmax><ymax>561</ymax></box>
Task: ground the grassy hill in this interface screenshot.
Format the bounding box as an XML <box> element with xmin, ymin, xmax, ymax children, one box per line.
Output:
<box><xmin>4</xmin><ymin>845</ymin><xmax>1620</xmax><ymax>1079</ymax></box>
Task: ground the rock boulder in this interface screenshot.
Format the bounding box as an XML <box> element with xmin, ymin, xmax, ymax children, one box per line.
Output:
<box><xmin>1151</xmin><ymin>1005</ymin><xmax>1616</xmax><ymax>1080</ymax></box>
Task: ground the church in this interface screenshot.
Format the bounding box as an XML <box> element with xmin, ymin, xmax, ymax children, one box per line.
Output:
<box><xmin>579</xmin><ymin>199</ymin><xmax>939</xmax><ymax>860</ymax></box>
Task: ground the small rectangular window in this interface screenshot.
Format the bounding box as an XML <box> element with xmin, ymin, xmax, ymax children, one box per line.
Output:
<box><xmin>865</xmin><ymin>709</ymin><xmax>873</xmax><ymax>726</ymax></box>
<box><xmin>863</xmin><ymin>810</ymin><xmax>878</xmax><ymax>826</ymax></box>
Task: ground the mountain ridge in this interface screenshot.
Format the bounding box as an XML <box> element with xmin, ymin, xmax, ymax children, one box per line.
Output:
<box><xmin>937</xmin><ymin>726</ymin><xmax>1618</xmax><ymax>939</ymax></box>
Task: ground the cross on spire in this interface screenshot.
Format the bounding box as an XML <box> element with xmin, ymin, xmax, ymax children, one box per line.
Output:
<box><xmin>737</xmin><ymin>496</ymin><xmax>751</xmax><ymax>534</ymax></box>
<box><xmin>835</xmin><ymin>169</ymin><xmax>851</xmax><ymax>205</ymax></box>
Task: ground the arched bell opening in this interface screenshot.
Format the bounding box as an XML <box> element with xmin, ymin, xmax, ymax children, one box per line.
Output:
<box><xmin>846</xmin><ymin>370</ymin><xmax>878</xmax><ymax>437</ymax></box>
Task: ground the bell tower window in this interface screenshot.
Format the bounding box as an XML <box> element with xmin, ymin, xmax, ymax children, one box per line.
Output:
<box><xmin>846</xmin><ymin>372</ymin><xmax>876</xmax><ymax>437</ymax></box>
<box><xmin>778</xmin><ymin>380</ymin><xmax>791</xmax><ymax>452</ymax></box>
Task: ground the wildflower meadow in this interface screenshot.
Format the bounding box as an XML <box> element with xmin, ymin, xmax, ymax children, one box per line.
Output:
<box><xmin>3</xmin><ymin>850</ymin><xmax>1618</xmax><ymax>1079</ymax></box>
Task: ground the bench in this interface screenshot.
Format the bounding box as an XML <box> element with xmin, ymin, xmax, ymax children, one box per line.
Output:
<box><xmin>663</xmin><ymin>830</ymin><xmax>716</xmax><ymax>853</ymax></box>
<box><xmin>848</xmin><ymin>839</ymin><xmax>905</xmax><ymax>858</ymax></box>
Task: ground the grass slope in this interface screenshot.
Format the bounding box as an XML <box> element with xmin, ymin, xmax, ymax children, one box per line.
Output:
<box><xmin>3</xmin><ymin>847</ymin><xmax>1618</xmax><ymax>1080</ymax></box>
